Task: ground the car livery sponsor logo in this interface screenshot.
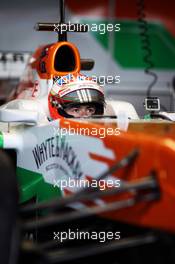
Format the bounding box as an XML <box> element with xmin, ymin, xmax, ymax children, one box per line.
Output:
<box><xmin>32</xmin><ymin>135</ymin><xmax>83</xmax><ymax>179</ymax></box>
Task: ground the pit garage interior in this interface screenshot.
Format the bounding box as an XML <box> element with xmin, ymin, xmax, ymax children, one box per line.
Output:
<box><xmin>0</xmin><ymin>0</ymin><xmax>175</xmax><ymax>263</ymax></box>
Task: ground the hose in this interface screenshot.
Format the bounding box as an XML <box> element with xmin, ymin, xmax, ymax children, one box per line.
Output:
<box><xmin>137</xmin><ymin>0</ymin><xmax>158</xmax><ymax>97</ymax></box>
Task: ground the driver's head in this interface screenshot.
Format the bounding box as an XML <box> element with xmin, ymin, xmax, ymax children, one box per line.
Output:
<box><xmin>49</xmin><ymin>73</ymin><xmax>105</xmax><ymax>119</ymax></box>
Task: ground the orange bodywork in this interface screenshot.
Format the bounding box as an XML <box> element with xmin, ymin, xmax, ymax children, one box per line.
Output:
<box><xmin>60</xmin><ymin>118</ymin><xmax>175</xmax><ymax>233</ymax></box>
<box><xmin>31</xmin><ymin>41</ymin><xmax>81</xmax><ymax>79</ymax></box>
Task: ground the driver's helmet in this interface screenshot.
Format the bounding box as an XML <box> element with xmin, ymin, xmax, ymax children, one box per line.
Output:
<box><xmin>48</xmin><ymin>73</ymin><xmax>105</xmax><ymax>119</ymax></box>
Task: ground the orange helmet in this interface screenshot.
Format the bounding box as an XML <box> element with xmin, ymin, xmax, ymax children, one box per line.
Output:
<box><xmin>48</xmin><ymin>73</ymin><xmax>105</xmax><ymax>119</ymax></box>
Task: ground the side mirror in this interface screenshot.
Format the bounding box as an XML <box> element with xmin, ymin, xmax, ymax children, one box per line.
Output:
<box><xmin>0</xmin><ymin>99</ymin><xmax>40</xmax><ymax>124</ymax></box>
<box><xmin>0</xmin><ymin>109</ymin><xmax>38</xmax><ymax>123</ymax></box>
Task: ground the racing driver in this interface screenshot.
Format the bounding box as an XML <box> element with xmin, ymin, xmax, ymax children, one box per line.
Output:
<box><xmin>48</xmin><ymin>73</ymin><xmax>105</xmax><ymax>119</ymax></box>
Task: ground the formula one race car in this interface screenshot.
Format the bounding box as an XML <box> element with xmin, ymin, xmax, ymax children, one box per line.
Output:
<box><xmin>1</xmin><ymin>1</ymin><xmax>175</xmax><ymax>263</ymax></box>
